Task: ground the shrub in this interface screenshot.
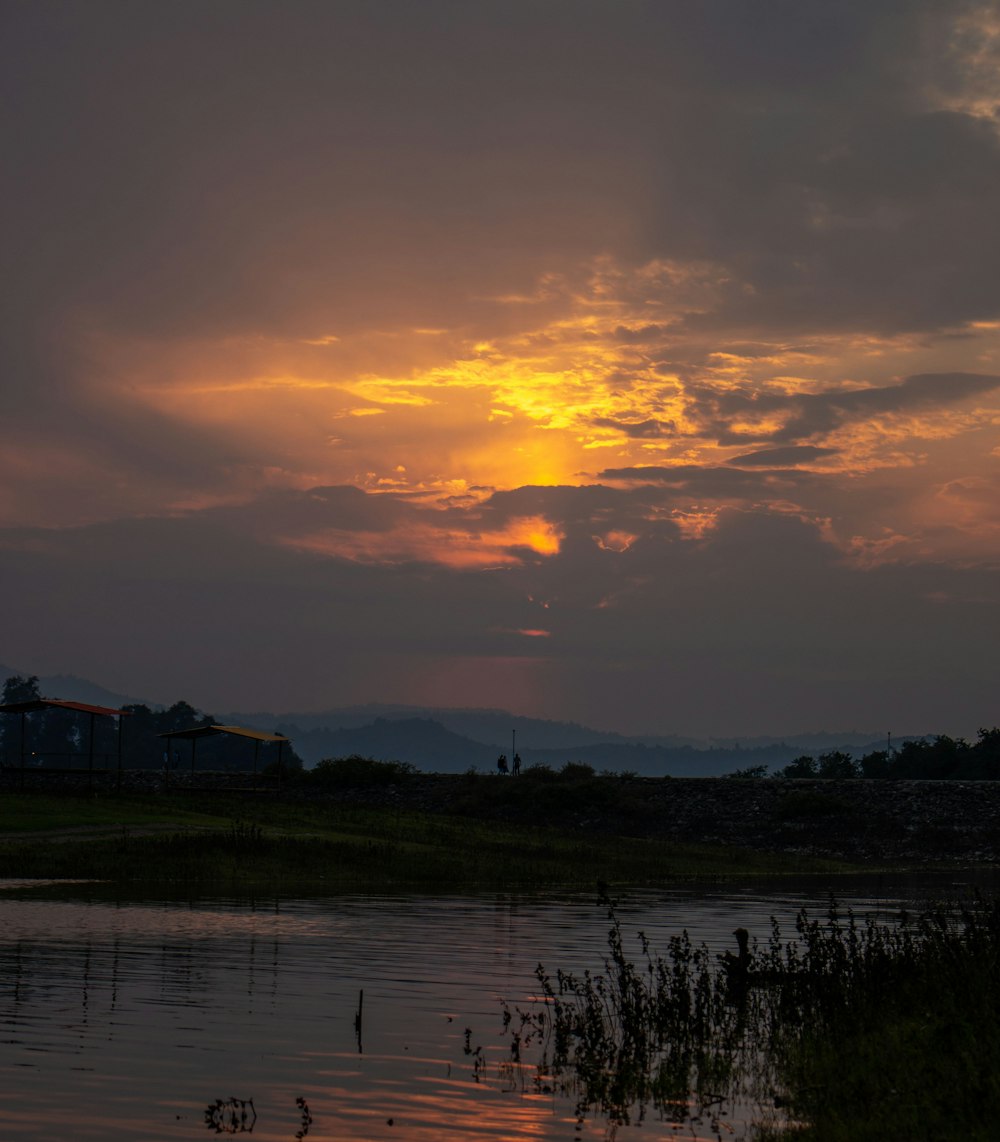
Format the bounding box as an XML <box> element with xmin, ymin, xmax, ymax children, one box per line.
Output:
<box><xmin>306</xmin><ymin>755</ymin><xmax>417</xmax><ymax>788</ymax></box>
<box><xmin>776</xmin><ymin>755</ymin><xmax>818</xmax><ymax>778</ymax></box>
<box><xmin>520</xmin><ymin>764</ymin><xmax>558</xmax><ymax>781</ymax></box>
<box><xmin>560</xmin><ymin>762</ymin><xmax>596</xmax><ymax>780</ymax></box>
<box><xmin>726</xmin><ymin>764</ymin><xmax>769</xmax><ymax>779</ymax></box>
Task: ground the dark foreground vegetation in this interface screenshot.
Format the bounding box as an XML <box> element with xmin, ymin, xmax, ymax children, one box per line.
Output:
<box><xmin>503</xmin><ymin>895</ymin><xmax>1000</xmax><ymax>1141</ymax></box>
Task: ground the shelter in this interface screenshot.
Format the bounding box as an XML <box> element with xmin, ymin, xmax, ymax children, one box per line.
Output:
<box><xmin>159</xmin><ymin>724</ymin><xmax>290</xmax><ymax>786</ymax></box>
<box><xmin>0</xmin><ymin>698</ymin><xmax>130</xmax><ymax>785</ymax></box>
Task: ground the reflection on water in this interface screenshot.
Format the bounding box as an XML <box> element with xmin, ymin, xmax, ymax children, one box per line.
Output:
<box><xmin>0</xmin><ymin>872</ymin><xmax>993</xmax><ymax>1141</ymax></box>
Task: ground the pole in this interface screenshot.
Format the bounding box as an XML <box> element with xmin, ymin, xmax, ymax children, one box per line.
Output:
<box><xmin>88</xmin><ymin>711</ymin><xmax>95</xmax><ymax>792</ymax></box>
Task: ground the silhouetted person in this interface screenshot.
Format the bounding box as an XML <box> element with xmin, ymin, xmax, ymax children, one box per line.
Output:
<box><xmin>512</xmin><ymin>752</ymin><xmax>521</xmax><ymax>775</ymax></box>
<box><xmin>497</xmin><ymin>753</ymin><xmax>508</xmax><ymax>775</ymax></box>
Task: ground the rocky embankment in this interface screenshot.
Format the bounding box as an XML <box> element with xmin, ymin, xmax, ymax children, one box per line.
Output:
<box><xmin>4</xmin><ymin>769</ymin><xmax>1000</xmax><ymax>863</ymax></box>
<box><xmin>347</xmin><ymin>775</ymin><xmax>1000</xmax><ymax>864</ymax></box>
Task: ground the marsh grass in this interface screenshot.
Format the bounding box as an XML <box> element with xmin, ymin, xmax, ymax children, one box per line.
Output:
<box><xmin>757</xmin><ymin>897</ymin><xmax>1000</xmax><ymax>1141</ymax></box>
<box><xmin>502</xmin><ymin>894</ymin><xmax>1000</xmax><ymax>1140</ymax></box>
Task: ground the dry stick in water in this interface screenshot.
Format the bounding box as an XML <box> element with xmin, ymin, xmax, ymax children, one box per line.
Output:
<box><xmin>354</xmin><ymin>988</ymin><xmax>364</xmax><ymax>1052</ymax></box>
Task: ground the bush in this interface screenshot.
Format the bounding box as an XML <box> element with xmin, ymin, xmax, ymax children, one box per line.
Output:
<box><xmin>776</xmin><ymin>755</ymin><xmax>818</xmax><ymax>778</ymax></box>
<box><xmin>726</xmin><ymin>764</ymin><xmax>769</xmax><ymax>779</ymax></box>
<box><xmin>560</xmin><ymin>762</ymin><xmax>596</xmax><ymax>780</ymax></box>
<box><xmin>306</xmin><ymin>755</ymin><xmax>417</xmax><ymax>788</ymax></box>
<box><xmin>520</xmin><ymin>764</ymin><xmax>558</xmax><ymax>782</ymax></box>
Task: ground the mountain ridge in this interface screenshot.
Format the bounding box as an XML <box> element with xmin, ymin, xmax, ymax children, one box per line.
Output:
<box><xmin>0</xmin><ymin>664</ymin><xmax>923</xmax><ymax>774</ymax></box>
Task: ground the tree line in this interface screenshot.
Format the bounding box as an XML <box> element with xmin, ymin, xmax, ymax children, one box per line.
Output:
<box><xmin>0</xmin><ymin>675</ymin><xmax>303</xmax><ymax>772</ymax></box>
<box><xmin>729</xmin><ymin>727</ymin><xmax>1000</xmax><ymax>780</ymax></box>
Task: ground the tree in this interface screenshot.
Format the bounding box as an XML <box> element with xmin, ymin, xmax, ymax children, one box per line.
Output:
<box><xmin>959</xmin><ymin>728</ymin><xmax>1000</xmax><ymax>780</ymax></box>
<box><xmin>816</xmin><ymin>751</ymin><xmax>859</xmax><ymax>779</ymax></box>
<box><xmin>859</xmin><ymin>749</ymin><xmax>891</xmax><ymax>779</ymax></box>
<box><xmin>1</xmin><ymin>675</ymin><xmax>41</xmax><ymax>763</ymax></box>
<box><xmin>776</xmin><ymin>755</ymin><xmax>817</xmax><ymax>778</ymax></box>
<box><xmin>892</xmin><ymin>736</ymin><xmax>965</xmax><ymax>779</ymax></box>
<box><xmin>2</xmin><ymin>674</ymin><xmax>40</xmax><ymax>705</ymax></box>
<box><xmin>726</xmin><ymin>764</ymin><xmax>770</xmax><ymax>779</ymax></box>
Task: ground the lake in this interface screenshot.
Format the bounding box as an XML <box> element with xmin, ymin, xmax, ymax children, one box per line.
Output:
<box><xmin>0</xmin><ymin>871</ymin><xmax>992</xmax><ymax>1141</ymax></box>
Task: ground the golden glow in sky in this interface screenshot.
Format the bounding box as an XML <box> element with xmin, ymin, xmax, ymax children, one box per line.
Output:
<box><xmin>89</xmin><ymin>254</ymin><xmax>1000</xmax><ymax>572</ymax></box>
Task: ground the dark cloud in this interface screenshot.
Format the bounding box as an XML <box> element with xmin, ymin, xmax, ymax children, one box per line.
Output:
<box><xmin>687</xmin><ymin>373</ymin><xmax>1000</xmax><ymax>446</ymax></box>
<box><xmin>634</xmin><ymin>5</ymin><xmax>1000</xmax><ymax>335</ymax></box>
<box><xmin>611</xmin><ymin>324</ymin><xmax>672</xmax><ymax>344</ymax></box>
<box><xmin>7</xmin><ymin>2</ymin><xmax>997</xmax><ymax>361</ymax></box>
<box><xmin>727</xmin><ymin>446</ymin><xmax>841</xmax><ymax>468</ymax></box>
<box><xmin>1</xmin><ymin>492</ymin><xmax>996</xmax><ymax>734</ymax></box>
<box><xmin>597</xmin><ymin>464</ymin><xmax>820</xmax><ymax>497</ymax></box>
<box><xmin>591</xmin><ymin>416</ymin><xmax>675</xmax><ymax>438</ymax></box>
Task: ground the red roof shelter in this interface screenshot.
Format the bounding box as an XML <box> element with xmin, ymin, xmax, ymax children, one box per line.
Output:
<box><xmin>0</xmin><ymin>698</ymin><xmax>130</xmax><ymax>788</ymax></box>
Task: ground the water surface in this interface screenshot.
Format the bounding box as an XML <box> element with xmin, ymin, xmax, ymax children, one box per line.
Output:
<box><xmin>0</xmin><ymin>872</ymin><xmax>990</xmax><ymax>1141</ymax></box>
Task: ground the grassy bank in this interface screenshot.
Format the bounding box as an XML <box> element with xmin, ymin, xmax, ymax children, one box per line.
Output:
<box><xmin>0</xmin><ymin>790</ymin><xmax>847</xmax><ymax>890</ymax></box>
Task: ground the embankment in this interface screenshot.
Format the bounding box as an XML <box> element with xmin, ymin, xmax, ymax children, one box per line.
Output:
<box><xmin>3</xmin><ymin>770</ymin><xmax>999</xmax><ymax>863</ymax></box>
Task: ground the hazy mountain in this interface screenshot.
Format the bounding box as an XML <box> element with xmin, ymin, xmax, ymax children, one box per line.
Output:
<box><xmin>289</xmin><ymin>718</ymin><xmax>497</xmax><ymax>773</ymax></box>
<box><xmin>0</xmin><ymin>665</ymin><xmax>158</xmax><ymax>710</ymax></box>
<box><xmin>225</xmin><ymin>703</ymin><xmax>699</xmax><ymax>750</ymax></box>
<box><xmin>229</xmin><ymin>713</ymin><xmax>901</xmax><ymax>777</ymax></box>
<box><xmin>0</xmin><ymin>665</ymin><xmax>928</xmax><ymax>774</ymax></box>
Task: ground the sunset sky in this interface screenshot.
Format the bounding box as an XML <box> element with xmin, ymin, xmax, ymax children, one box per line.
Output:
<box><xmin>3</xmin><ymin>1</ymin><xmax>1000</xmax><ymax>736</ymax></box>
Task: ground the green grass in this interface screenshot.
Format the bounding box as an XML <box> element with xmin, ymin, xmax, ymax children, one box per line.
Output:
<box><xmin>0</xmin><ymin>790</ymin><xmax>848</xmax><ymax>890</ymax></box>
<box><xmin>0</xmin><ymin>792</ymin><xmax>228</xmax><ymax>833</ymax></box>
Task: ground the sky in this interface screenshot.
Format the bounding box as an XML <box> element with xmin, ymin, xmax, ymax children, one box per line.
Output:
<box><xmin>3</xmin><ymin>0</ymin><xmax>1000</xmax><ymax>737</ymax></box>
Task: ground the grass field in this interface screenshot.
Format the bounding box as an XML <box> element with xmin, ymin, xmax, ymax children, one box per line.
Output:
<box><xmin>0</xmin><ymin>790</ymin><xmax>849</xmax><ymax>890</ymax></box>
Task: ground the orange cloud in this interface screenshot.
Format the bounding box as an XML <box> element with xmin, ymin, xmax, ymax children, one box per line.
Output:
<box><xmin>283</xmin><ymin>513</ymin><xmax>563</xmax><ymax>568</ymax></box>
<box><xmin>64</xmin><ymin>255</ymin><xmax>1000</xmax><ymax>571</ymax></box>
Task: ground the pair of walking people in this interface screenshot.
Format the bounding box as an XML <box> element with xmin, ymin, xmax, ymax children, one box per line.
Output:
<box><xmin>496</xmin><ymin>752</ymin><xmax>521</xmax><ymax>775</ymax></box>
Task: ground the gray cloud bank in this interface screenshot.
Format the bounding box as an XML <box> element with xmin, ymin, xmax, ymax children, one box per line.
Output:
<box><xmin>1</xmin><ymin>482</ymin><xmax>996</xmax><ymax>736</ymax></box>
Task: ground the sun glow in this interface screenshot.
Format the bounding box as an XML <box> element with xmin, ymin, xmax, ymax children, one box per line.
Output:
<box><xmin>283</xmin><ymin>513</ymin><xmax>563</xmax><ymax>569</ymax></box>
<box><xmin>73</xmin><ymin>252</ymin><xmax>1000</xmax><ymax>568</ymax></box>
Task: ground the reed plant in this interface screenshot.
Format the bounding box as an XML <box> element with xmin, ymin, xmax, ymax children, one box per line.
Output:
<box><xmin>501</xmin><ymin>894</ymin><xmax>1000</xmax><ymax>1140</ymax></box>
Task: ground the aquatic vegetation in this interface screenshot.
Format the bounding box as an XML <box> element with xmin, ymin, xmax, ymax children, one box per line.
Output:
<box><xmin>204</xmin><ymin>1096</ymin><xmax>256</xmax><ymax>1134</ymax></box>
<box><xmin>294</xmin><ymin>1096</ymin><xmax>313</xmax><ymax>1140</ymax></box>
<box><xmin>501</xmin><ymin>896</ymin><xmax>761</xmax><ymax>1131</ymax></box>
<box><xmin>500</xmin><ymin>894</ymin><xmax>1000</xmax><ymax>1139</ymax></box>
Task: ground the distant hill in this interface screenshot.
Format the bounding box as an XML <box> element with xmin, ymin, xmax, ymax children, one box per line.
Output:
<box><xmin>289</xmin><ymin>717</ymin><xmax>498</xmax><ymax>773</ymax></box>
<box><xmin>0</xmin><ymin>665</ymin><xmax>158</xmax><ymax>711</ymax></box>
<box><xmin>225</xmin><ymin>703</ymin><xmax>700</xmax><ymax>751</ymax></box>
<box><xmin>223</xmin><ymin>709</ymin><xmax>906</xmax><ymax>777</ymax></box>
<box><xmin>0</xmin><ymin>665</ymin><xmax>929</xmax><ymax>775</ymax></box>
